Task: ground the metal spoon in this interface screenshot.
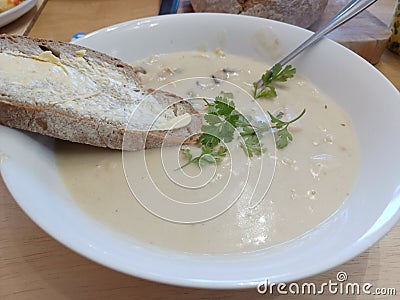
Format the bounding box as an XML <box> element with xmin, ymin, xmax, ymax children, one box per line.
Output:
<box><xmin>257</xmin><ymin>0</ymin><xmax>379</xmax><ymax>86</ymax></box>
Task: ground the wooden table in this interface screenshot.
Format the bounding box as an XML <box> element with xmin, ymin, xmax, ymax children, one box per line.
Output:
<box><xmin>1</xmin><ymin>1</ymin><xmax>400</xmax><ymax>299</ymax></box>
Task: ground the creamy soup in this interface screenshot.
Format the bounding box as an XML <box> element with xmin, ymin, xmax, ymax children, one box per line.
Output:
<box><xmin>56</xmin><ymin>50</ymin><xmax>358</xmax><ymax>253</ymax></box>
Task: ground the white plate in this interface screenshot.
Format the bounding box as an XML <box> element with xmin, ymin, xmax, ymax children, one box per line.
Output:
<box><xmin>0</xmin><ymin>0</ymin><xmax>37</xmax><ymax>28</ymax></box>
<box><xmin>1</xmin><ymin>14</ymin><xmax>400</xmax><ymax>289</ymax></box>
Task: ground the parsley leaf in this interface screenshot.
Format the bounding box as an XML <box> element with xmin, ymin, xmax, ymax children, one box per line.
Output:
<box><xmin>179</xmin><ymin>146</ymin><xmax>227</xmax><ymax>169</ymax></box>
<box><xmin>179</xmin><ymin>95</ymin><xmax>238</xmax><ymax>169</ymax></box>
<box><xmin>241</xmin><ymin>135</ymin><xmax>263</xmax><ymax>157</ymax></box>
<box><xmin>268</xmin><ymin>109</ymin><xmax>306</xmax><ymax>149</ymax></box>
<box><xmin>276</xmin><ymin>127</ymin><xmax>293</xmax><ymax>149</ymax></box>
<box><xmin>197</xmin><ymin>145</ymin><xmax>227</xmax><ymax>165</ymax></box>
<box><xmin>199</xmin><ymin>133</ymin><xmax>220</xmax><ymax>148</ymax></box>
<box><xmin>213</xmin><ymin>96</ymin><xmax>236</xmax><ymax>116</ymax></box>
<box><xmin>253</xmin><ymin>64</ymin><xmax>296</xmax><ymax>99</ymax></box>
<box><xmin>201</xmin><ymin>117</ymin><xmax>235</xmax><ymax>143</ymax></box>
<box><xmin>179</xmin><ymin>92</ymin><xmax>305</xmax><ymax>169</ymax></box>
<box><xmin>181</xmin><ymin>148</ymin><xmax>192</xmax><ymax>162</ymax></box>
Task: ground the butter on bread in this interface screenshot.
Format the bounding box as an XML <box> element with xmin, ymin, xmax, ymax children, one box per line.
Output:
<box><xmin>0</xmin><ymin>34</ymin><xmax>201</xmax><ymax>150</ymax></box>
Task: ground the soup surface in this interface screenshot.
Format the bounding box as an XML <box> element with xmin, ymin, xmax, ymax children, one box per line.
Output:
<box><xmin>56</xmin><ymin>50</ymin><xmax>358</xmax><ymax>253</ymax></box>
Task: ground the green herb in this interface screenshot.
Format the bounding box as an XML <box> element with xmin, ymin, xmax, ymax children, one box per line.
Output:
<box><xmin>253</xmin><ymin>64</ymin><xmax>296</xmax><ymax>99</ymax></box>
<box><xmin>180</xmin><ymin>94</ymin><xmax>260</xmax><ymax>168</ymax></box>
<box><xmin>240</xmin><ymin>120</ymin><xmax>270</xmax><ymax>136</ymax></box>
<box><xmin>240</xmin><ymin>118</ymin><xmax>272</xmax><ymax>155</ymax></box>
<box><xmin>240</xmin><ymin>135</ymin><xmax>263</xmax><ymax>157</ymax></box>
<box><xmin>179</xmin><ymin>95</ymin><xmax>238</xmax><ymax>169</ymax></box>
<box><xmin>179</xmin><ymin>146</ymin><xmax>227</xmax><ymax>169</ymax></box>
<box><xmin>200</xmin><ymin>96</ymin><xmax>240</xmax><ymax>145</ymax></box>
<box><xmin>207</xmin><ymin>96</ymin><xmax>236</xmax><ymax>118</ymax></box>
<box><xmin>268</xmin><ymin>109</ymin><xmax>306</xmax><ymax>149</ymax></box>
<box><xmin>203</xmin><ymin>96</ymin><xmax>269</xmax><ymax>153</ymax></box>
<box><xmin>179</xmin><ymin>94</ymin><xmax>305</xmax><ymax>168</ymax></box>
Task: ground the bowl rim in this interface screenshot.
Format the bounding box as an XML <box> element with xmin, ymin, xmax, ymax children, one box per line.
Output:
<box><xmin>2</xmin><ymin>12</ymin><xmax>400</xmax><ymax>290</ymax></box>
<box><xmin>0</xmin><ymin>0</ymin><xmax>38</xmax><ymax>28</ymax></box>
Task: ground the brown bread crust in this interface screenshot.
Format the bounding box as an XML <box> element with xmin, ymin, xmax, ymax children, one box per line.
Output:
<box><xmin>190</xmin><ymin>0</ymin><xmax>328</xmax><ymax>28</ymax></box>
<box><xmin>0</xmin><ymin>34</ymin><xmax>201</xmax><ymax>151</ymax></box>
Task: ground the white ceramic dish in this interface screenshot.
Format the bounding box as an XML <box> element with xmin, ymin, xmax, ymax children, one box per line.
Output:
<box><xmin>0</xmin><ymin>0</ymin><xmax>37</xmax><ymax>28</ymax></box>
<box><xmin>1</xmin><ymin>13</ymin><xmax>400</xmax><ymax>289</ymax></box>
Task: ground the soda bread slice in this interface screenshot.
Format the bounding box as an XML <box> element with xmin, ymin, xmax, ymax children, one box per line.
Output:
<box><xmin>0</xmin><ymin>34</ymin><xmax>201</xmax><ymax>151</ymax></box>
<box><xmin>190</xmin><ymin>0</ymin><xmax>328</xmax><ymax>28</ymax></box>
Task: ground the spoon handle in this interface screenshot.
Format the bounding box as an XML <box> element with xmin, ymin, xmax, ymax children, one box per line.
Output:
<box><xmin>277</xmin><ymin>0</ymin><xmax>379</xmax><ymax>66</ymax></box>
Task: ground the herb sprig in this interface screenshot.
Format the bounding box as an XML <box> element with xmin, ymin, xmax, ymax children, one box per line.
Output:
<box><xmin>253</xmin><ymin>64</ymin><xmax>296</xmax><ymax>99</ymax></box>
<box><xmin>269</xmin><ymin>109</ymin><xmax>306</xmax><ymax>149</ymax></box>
<box><xmin>179</xmin><ymin>94</ymin><xmax>305</xmax><ymax>168</ymax></box>
<box><xmin>180</xmin><ymin>63</ymin><xmax>303</xmax><ymax>168</ymax></box>
<box><xmin>179</xmin><ymin>146</ymin><xmax>227</xmax><ymax>169</ymax></box>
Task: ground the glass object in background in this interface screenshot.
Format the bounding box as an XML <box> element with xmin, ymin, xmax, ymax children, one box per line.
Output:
<box><xmin>387</xmin><ymin>0</ymin><xmax>400</xmax><ymax>54</ymax></box>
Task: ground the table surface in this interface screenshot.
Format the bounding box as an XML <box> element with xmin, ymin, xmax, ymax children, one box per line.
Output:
<box><xmin>1</xmin><ymin>1</ymin><xmax>400</xmax><ymax>299</ymax></box>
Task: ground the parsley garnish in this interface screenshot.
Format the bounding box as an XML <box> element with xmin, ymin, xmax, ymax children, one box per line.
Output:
<box><xmin>240</xmin><ymin>135</ymin><xmax>263</xmax><ymax>157</ymax></box>
<box><xmin>239</xmin><ymin>120</ymin><xmax>269</xmax><ymax>156</ymax></box>
<box><xmin>201</xmin><ymin>96</ymin><xmax>237</xmax><ymax>144</ymax></box>
<box><xmin>179</xmin><ymin>95</ymin><xmax>241</xmax><ymax>169</ymax></box>
<box><xmin>179</xmin><ymin>146</ymin><xmax>227</xmax><ymax>169</ymax></box>
<box><xmin>179</xmin><ymin>93</ymin><xmax>305</xmax><ymax>168</ymax></box>
<box><xmin>268</xmin><ymin>109</ymin><xmax>306</xmax><ymax>149</ymax></box>
<box><xmin>180</xmin><ymin>63</ymin><xmax>304</xmax><ymax>168</ymax></box>
<box><xmin>253</xmin><ymin>64</ymin><xmax>296</xmax><ymax>99</ymax></box>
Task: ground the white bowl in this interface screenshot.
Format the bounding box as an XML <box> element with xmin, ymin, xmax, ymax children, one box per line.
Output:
<box><xmin>0</xmin><ymin>0</ymin><xmax>37</xmax><ymax>28</ymax></box>
<box><xmin>1</xmin><ymin>13</ymin><xmax>400</xmax><ymax>289</ymax></box>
